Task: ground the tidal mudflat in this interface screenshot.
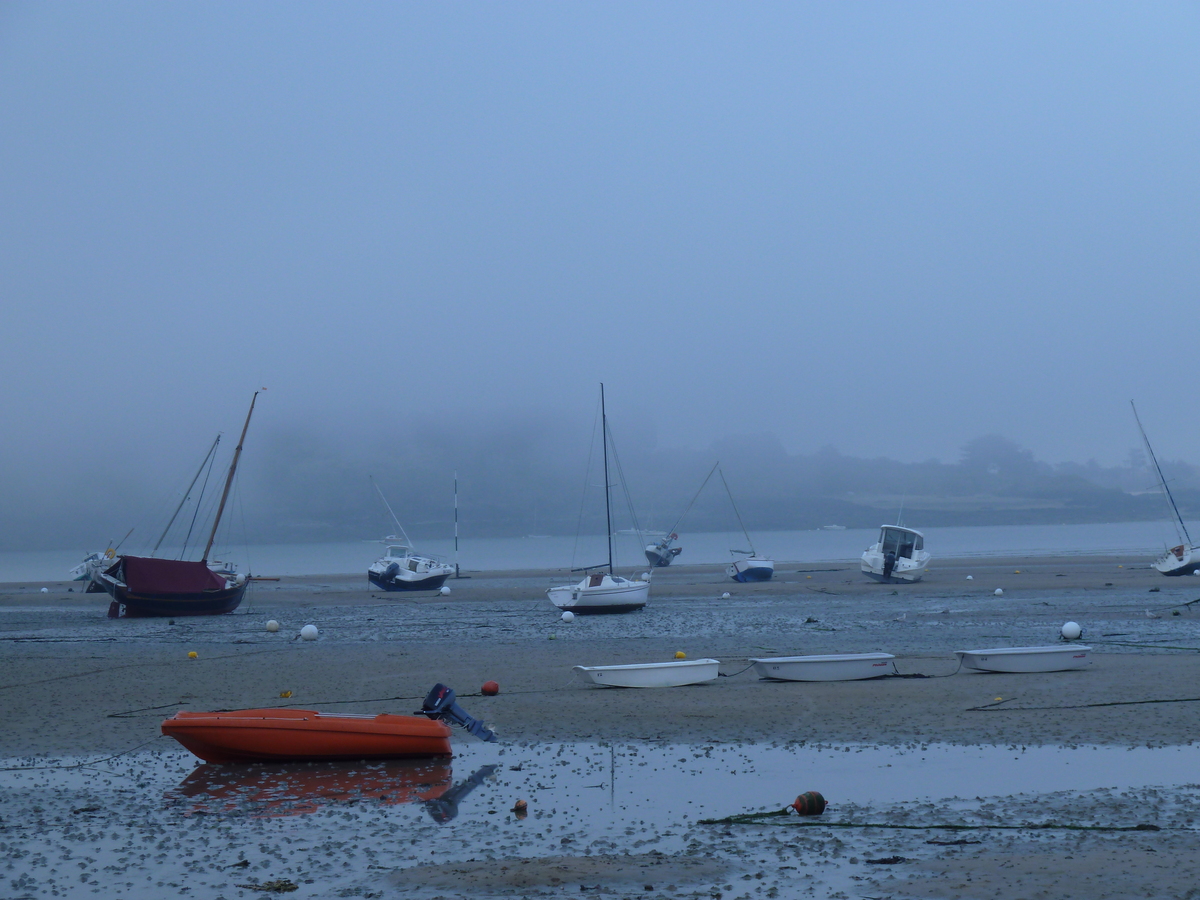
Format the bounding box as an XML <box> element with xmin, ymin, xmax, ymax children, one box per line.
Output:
<box><xmin>3</xmin><ymin>555</ymin><xmax>1200</xmax><ymax>897</ymax></box>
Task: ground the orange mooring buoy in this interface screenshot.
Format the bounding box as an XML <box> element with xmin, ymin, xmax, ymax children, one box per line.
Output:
<box><xmin>791</xmin><ymin>791</ymin><xmax>827</xmax><ymax>816</ymax></box>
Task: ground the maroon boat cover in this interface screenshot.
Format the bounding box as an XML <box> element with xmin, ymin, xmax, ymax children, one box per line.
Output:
<box><xmin>120</xmin><ymin>556</ymin><xmax>227</xmax><ymax>594</ymax></box>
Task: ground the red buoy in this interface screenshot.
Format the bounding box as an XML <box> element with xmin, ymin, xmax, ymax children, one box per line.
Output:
<box><xmin>790</xmin><ymin>791</ymin><xmax>826</xmax><ymax>816</ymax></box>
<box><xmin>481</xmin><ymin>681</ymin><xmax>500</xmax><ymax>696</ymax></box>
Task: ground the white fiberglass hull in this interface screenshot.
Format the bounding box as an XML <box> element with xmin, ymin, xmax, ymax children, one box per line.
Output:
<box><xmin>573</xmin><ymin>658</ymin><xmax>719</xmax><ymax>688</ymax></box>
<box><xmin>749</xmin><ymin>653</ymin><xmax>895</xmax><ymax>682</ymax></box>
<box><xmin>861</xmin><ymin>549</ymin><xmax>930</xmax><ymax>583</ymax></box>
<box><xmin>547</xmin><ymin>575</ymin><xmax>649</xmax><ymax>614</ymax></box>
<box><xmin>955</xmin><ymin>645</ymin><xmax>1093</xmax><ymax>674</ymax></box>
<box><xmin>1154</xmin><ymin>545</ymin><xmax>1200</xmax><ymax>576</ymax></box>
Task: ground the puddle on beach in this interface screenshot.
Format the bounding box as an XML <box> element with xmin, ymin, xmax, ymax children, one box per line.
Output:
<box><xmin>3</xmin><ymin>740</ymin><xmax>1199</xmax><ymax>898</ymax></box>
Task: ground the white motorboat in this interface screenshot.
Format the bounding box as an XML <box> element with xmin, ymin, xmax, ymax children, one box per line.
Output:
<box><xmin>572</xmin><ymin>658</ymin><xmax>720</xmax><ymax>688</ymax></box>
<box><xmin>861</xmin><ymin>525</ymin><xmax>930</xmax><ymax>583</ymax></box>
<box><xmin>367</xmin><ymin>480</ymin><xmax>454</xmax><ymax>592</ymax></box>
<box><xmin>1132</xmin><ymin>402</ymin><xmax>1200</xmax><ymax>576</ymax></box>
<box><xmin>749</xmin><ymin>652</ymin><xmax>895</xmax><ymax>682</ymax></box>
<box><xmin>368</xmin><ymin>542</ymin><xmax>453</xmax><ymax>592</ymax></box>
<box><xmin>548</xmin><ymin>572</ymin><xmax>650</xmax><ymax>614</ymax></box>
<box><xmin>547</xmin><ymin>384</ymin><xmax>650</xmax><ymax>614</ymax></box>
<box><xmin>954</xmin><ymin>645</ymin><xmax>1093</xmax><ymax>674</ymax></box>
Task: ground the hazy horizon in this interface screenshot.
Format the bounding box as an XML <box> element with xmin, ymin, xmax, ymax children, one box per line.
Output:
<box><xmin>3</xmin><ymin>3</ymin><xmax>1197</xmax><ymax>551</ymax></box>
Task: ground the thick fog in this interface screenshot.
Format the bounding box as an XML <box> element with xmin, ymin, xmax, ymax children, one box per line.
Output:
<box><xmin>2</xmin><ymin>3</ymin><xmax>1197</xmax><ymax>551</ymax></box>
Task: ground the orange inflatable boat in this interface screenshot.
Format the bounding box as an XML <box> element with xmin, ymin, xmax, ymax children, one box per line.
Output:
<box><xmin>161</xmin><ymin>684</ymin><xmax>497</xmax><ymax>763</ymax></box>
<box><xmin>161</xmin><ymin>709</ymin><xmax>453</xmax><ymax>763</ymax></box>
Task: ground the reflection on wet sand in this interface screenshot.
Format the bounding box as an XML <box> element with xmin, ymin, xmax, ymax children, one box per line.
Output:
<box><xmin>169</xmin><ymin>759</ymin><xmax>500</xmax><ymax>821</ymax></box>
<box><xmin>171</xmin><ymin>758</ymin><xmax>453</xmax><ymax>817</ymax></box>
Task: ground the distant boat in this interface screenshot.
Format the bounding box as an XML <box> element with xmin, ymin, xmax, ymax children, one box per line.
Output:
<box><xmin>719</xmin><ymin>466</ymin><xmax>774</xmax><ymax>582</ymax></box>
<box><xmin>860</xmin><ymin>525</ymin><xmax>929</xmax><ymax>583</ymax></box>
<box><xmin>821</xmin><ymin>525</ymin><xmax>846</xmax><ymax>531</ymax></box>
<box><xmin>644</xmin><ymin>532</ymin><xmax>682</xmax><ymax>568</ymax></box>
<box><xmin>91</xmin><ymin>396</ymin><xmax>258</xmax><ymax>617</ymax></box>
<box><xmin>366</xmin><ymin>481</ymin><xmax>454</xmax><ymax>591</ymax></box>
<box><xmin>547</xmin><ymin>385</ymin><xmax>650</xmax><ymax>614</ymax></box>
<box><xmin>1132</xmin><ymin>401</ymin><xmax>1200</xmax><ymax>576</ymax></box>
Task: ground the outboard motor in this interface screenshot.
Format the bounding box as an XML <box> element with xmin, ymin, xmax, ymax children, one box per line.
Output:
<box><xmin>418</xmin><ymin>683</ymin><xmax>497</xmax><ymax>742</ymax></box>
<box><xmin>882</xmin><ymin>551</ymin><xmax>897</xmax><ymax>581</ymax></box>
<box><xmin>383</xmin><ymin>562</ymin><xmax>400</xmax><ymax>580</ymax></box>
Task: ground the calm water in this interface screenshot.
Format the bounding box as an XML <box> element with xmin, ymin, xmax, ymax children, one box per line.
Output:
<box><xmin>2</xmin><ymin>520</ymin><xmax>1192</xmax><ymax>582</ymax></box>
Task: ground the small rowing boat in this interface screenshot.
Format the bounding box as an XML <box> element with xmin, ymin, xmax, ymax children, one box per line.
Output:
<box><xmin>749</xmin><ymin>652</ymin><xmax>895</xmax><ymax>682</ymax></box>
<box><xmin>161</xmin><ymin>683</ymin><xmax>495</xmax><ymax>763</ymax></box>
<box><xmin>954</xmin><ymin>645</ymin><xmax>1093</xmax><ymax>674</ymax></box>
<box><xmin>572</xmin><ymin>658</ymin><xmax>720</xmax><ymax>688</ymax></box>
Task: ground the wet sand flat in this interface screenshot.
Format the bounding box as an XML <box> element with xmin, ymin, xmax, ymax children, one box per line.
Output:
<box><xmin>2</xmin><ymin>554</ymin><xmax>1199</xmax><ymax>755</ymax></box>
<box><xmin>3</xmin><ymin>553</ymin><xmax>1200</xmax><ymax>899</ymax></box>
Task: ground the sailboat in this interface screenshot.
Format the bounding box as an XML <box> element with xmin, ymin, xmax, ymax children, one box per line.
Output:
<box><xmin>719</xmin><ymin>466</ymin><xmax>774</xmax><ymax>582</ymax></box>
<box><xmin>644</xmin><ymin>532</ymin><xmax>682</xmax><ymax>568</ymax></box>
<box><xmin>90</xmin><ymin>393</ymin><xmax>259</xmax><ymax>617</ymax></box>
<box><xmin>547</xmin><ymin>385</ymin><xmax>650</xmax><ymax>614</ymax></box>
<box><xmin>1132</xmin><ymin>401</ymin><xmax>1200</xmax><ymax>576</ymax></box>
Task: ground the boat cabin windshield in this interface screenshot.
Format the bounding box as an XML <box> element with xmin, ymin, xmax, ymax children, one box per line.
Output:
<box><xmin>386</xmin><ymin>546</ymin><xmax>411</xmax><ymax>559</ymax></box>
<box><xmin>880</xmin><ymin>527</ymin><xmax>923</xmax><ymax>559</ymax></box>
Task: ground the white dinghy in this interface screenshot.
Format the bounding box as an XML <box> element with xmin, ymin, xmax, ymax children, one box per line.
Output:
<box><xmin>572</xmin><ymin>659</ymin><xmax>720</xmax><ymax>688</ymax></box>
<box><xmin>749</xmin><ymin>653</ymin><xmax>895</xmax><ymax>682</ymax></box>
<box><xmin>955</xmin><ymin>645</ymin><xmax>1092</xmax><ymax>674</ymax></box>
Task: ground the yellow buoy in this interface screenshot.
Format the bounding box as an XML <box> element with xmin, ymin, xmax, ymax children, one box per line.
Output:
<box><xmin>279</xmin><ymin>690</ymin><xmax>292</xmax><ymax>698</ymax></box>
<box><xmin>187</xmin><ymin>651</ymin><xmax>198</xmax><ymax>659</ymax></box>
<box><xmin>674</xmin><ymin>651</ymin><xmax>686</xmax><ymax>659</ymax></box>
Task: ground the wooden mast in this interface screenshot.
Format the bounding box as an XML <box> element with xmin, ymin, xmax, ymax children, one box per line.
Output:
<box><xmin>202</xmin><ymin>392</ymin><xmax>259</xmax><ymax>563</ymax></box>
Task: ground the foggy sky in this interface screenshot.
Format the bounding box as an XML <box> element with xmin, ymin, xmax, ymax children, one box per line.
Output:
<box><xmin>2</xmin><ymin>3</ymin><xmax>1198</xmax><ymax>549</ymax></box>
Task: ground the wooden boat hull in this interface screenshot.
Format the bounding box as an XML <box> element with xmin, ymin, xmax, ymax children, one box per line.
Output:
<box><xmin>750</xmin><ymin>652</ymin><xmax>895</xmax><ymax>681</ymax></box>
<box><xmin>103</xmin><ymin>581</ymin><xmax>248</xmax><ymax>617</ymax></box>
<box><xmin>573</xmin><ymin>658</ymin><xmax>720</xmax><ymax>688</ymax></box>
<box><xmin>161</xmin><ymin>709</ymin><xmax>454</xmax><ymax>763</ymax></box>
<box><xmin>955</xmin><ymin>645</ymin><xmax>1093</xmax><ymax>674</ymax></box>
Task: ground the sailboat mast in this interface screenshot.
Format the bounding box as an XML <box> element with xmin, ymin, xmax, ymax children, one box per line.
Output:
<box><xmin>153</xmin><ymin>435</ymin><xmax>220</xmax><ymax>557</ymax></box>
<box><xmin>601</xmin><ymin>383</ymin><xmax>613</xmax><ymax>573</ymax></box>
<box><xmin>202</xmin><ymin>392</ymin><xmax>259</xmax><ymax>563</ymax></box>
<box><xmin>454</xmin><ymin>471</ymin><xmax>460</xmax><ymax>578</ymax></box>
<box><xmin>719</xmin><ymin>465</ymin><xmax>756</xmax><ymax>557</ymax></box>
<box><xmin>1131</xmin><ymin>401</ymin><xmax>1192</xmax><ymax>546</ymax></box>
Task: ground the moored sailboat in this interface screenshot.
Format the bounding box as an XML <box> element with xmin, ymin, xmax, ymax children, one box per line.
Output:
<box><xmin>547</xmin><ymin>385</ymin><xmax>650</xmax><ymax>614</ymax></box>
<box><xmin>719</xmin><ymin>466</ymin><xmax>774</xmax><ymax>582</ymax></box>
<box><xmin>1132</xmin><ymin>401</ymin><xmax>1200</xmax><ymax>576</ymax></box>
<box><xmin>91</xmin><ymin>393</ymin><xmax>259</xmax><ymax>617</ymax></box>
